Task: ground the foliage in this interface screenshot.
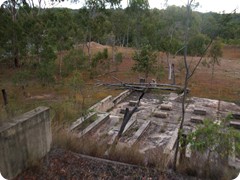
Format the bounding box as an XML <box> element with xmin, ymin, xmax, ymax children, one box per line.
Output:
<box><xmin>12</xmin><ymin>70</ymin><xmax>30</xmax><ymax>86</ymax></box>
<box><xmin>63</xmin><ymin>49</ymin><xmax>87</xmax><ymax>76</ymax></box>
<box><xmin>209</xmin><ymin>38</ymin><xmax>223</xmax><ymax>64</ymax></box>
<box><xmin>114</xmin><ymin>52</ymin><xmax>123</xmax><ymax>71</ymax></box>
<box><xmin>187</xmin><ymin>118</ymin><xmax>240</xmax><ymax>161</ymax></box>
<box><xmin>90</xmin><ymin>48</ymin><xmax>109</xmax><ymax>77</ymax></box>
<box><xmin>188</xmin><ymin>34</ymin><xmax>210</xmax><ymax>56</ymax></box>
<box><xmin>37</xmin><ymin>61</ymin><xmax>56</xmax><ymax>85</ymax></box>
<box><xmin>132</xmin><ymin>44</ymin><xmax>157</xmax><ymax>79</ymax></box>
<box><xmin>68</xmin><ymin>70</ymin><xmax>86</xmax><ymax>109</ymax></box>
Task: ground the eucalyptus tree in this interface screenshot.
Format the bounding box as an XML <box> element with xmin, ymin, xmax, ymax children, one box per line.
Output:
<box><xmin>126</xmin><ymin>0</ymin><xmax>149</xmax><ymax>48</ymax></box>
<box><xmin>132</xmin><ymin>44</ymin><xmax>157</xmax><ymax>80</ymax></box>
<box><xmin>208</xmin><ymin>38</ymin><xmax>223</xmax><ymax>85</ymax></box>
<box><xmin>172</xmin><ymin>0</ymin><xmax>214</xmax><ymax>170</ymax></box>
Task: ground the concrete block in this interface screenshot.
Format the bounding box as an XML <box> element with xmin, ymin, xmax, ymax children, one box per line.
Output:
<box><xmin>232</xmin><ymin>113</ymin><xmax>240</xmax><ymax>120</ymax></box>
<box><xmin>193</xmin><ymin>108</ymin><xmax>206</xmax><ymax>115</ymax></box>
<box><xmin>190</xmin><ymin>116</ymin><xmax>204</xmax><ymax>124</ymax></box>
<box><xmin>230</xmin><ymin>121</ymin><xmax>240</xmax><ymax>129</ymax></box>
<box><xmin>154</xmin><ymin>111</ymin><xmax>168</xmax><ymax>118</ymax></box>
<box><xmin>160</xmin><ymin>103</ymin><xmax>172</xmax><ymax>111</ymax></box>
<box><xmin>129</xmin><ymin>100</ymin><xmax>138</xmax><ymax>107</ymax></box>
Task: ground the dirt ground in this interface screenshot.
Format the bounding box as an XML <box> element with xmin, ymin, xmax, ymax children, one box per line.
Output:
<box><xmin>14</xmin><ymin>148</ymin><xmax>193</xmax><ymax>180</ymax></box>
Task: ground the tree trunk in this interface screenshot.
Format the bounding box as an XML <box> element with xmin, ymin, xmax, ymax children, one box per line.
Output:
<box><xmin>12</xmin><ymin>0</ymin><xmax>19</xmax><ymax>68</ymax></box>
<box><xmin>59</xmin><ymin>51</ymin><xmax>63</xmax><ymax>78</ymax></box>
<box><xmin>2</xmin><ymin>89</ymin><xmax>8</xmax><ymax>106</ymax></box>
<box><xmin>167</xmin><ymin>52</ymin><xmax>172</xmax><ymax>81</ymax></box>
<box><xmin>211</xmin><ymin>62</ymin><xmax>215</xmax><ymax>86</ymax></box>
<box><xmin>173</xmin><ymin>0</ymin><xmax>191</xmax><ymax>171</ymax></box>
<box><xmin>126</xmin><ymin>25</ymin><xmax>129</xmax><ymax>47</ymax></box>
<box><xmin>172</xmin><ymin>63</ymin><xmax>176</xmax><ymax>85</ymax></box>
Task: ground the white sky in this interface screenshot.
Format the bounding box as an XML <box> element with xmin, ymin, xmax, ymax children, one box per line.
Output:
<box><xmin>0</xmin><ymin>0</ymin><xmax>239</xmax><ymax>13</ymax></box>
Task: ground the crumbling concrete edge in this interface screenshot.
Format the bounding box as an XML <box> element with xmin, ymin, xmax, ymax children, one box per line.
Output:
<box><xmin>78</xmin><ymin>113</ymin><xmax>110</xmax><ymax>138</ymax></box>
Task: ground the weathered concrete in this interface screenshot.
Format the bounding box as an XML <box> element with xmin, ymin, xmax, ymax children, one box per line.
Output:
<box><xmin>193</xmin><ymin>108</ymin><xmax>207</xmax><ymax>116</ymax></box>
<box><xmin>232</xmin><ymin>113</ymin><xmax>240</xmax><ymax>120</ymax></box>
<box><xmin>0</xmin><ymin>107</ymin><xmax>51</xmax><ymax>179</ymax></box>
<box><xmin>112</xmin><ymin>90</ymin><xmax>131</xmax><ymax>105</ymax></box>
<box><xmin>230</xmin><ymin>121</ymin><xmax>240</xmax><ymax>129</ymax></box>
<box><xmin>69</xmin><ymin>112</ymin><xmax>97</xmax><ymax>131</ymax></box>
<box><xmin>190</xmin><ymin>116</ymin><xmax>204</xmax><ymax>124</ymax></box>
<box><xmin>128</xmin><ymin>120</ymin><xmax>151</xmax><ymax>146</ymax></box>
<box><xmin>164</xmin><ymin>128</ymin><xmax>178</xmax><ymax>154</ymax></box>
<box><xmin>129</xmin><ymin>100</ymin><xmax>138</xmax><ymax>107</ymax></box>
<box><xmin>89</xmin><ymin>96</ymin><xmax>114</xmax><ymax>112</ymax></box>
<box><xmin>78</xmin><ymin>113</ymin><xmax>110</xmax><ymax>138</ymax></box>
<box><xmin>89</xmin><ymin>90</ymin><xmax>132</xmax><ymax>113</ymax></box>
<box><xmin>154</xmin><ymin>111</ymin><xmax>168</xmax><ymax>118</ymax></box>
<box><xmin>160</xmin><ymin>103</ymin><xmax>173</xmax><ymax>111</ymax></box>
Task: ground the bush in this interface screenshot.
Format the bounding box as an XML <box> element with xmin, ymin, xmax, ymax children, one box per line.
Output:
<box><xmin>63</xmin><ymin>49</ymin><xmax>87</xmax><ymax>76</ymax></box>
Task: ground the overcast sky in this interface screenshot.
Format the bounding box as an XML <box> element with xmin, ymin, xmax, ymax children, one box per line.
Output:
<box><xmin>0</xmin><ymin>0</ymin><xmax>239</xmax><ymax>13</ymax></box>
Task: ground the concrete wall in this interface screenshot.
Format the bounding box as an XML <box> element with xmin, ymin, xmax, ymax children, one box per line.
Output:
<box><xmin>89</xmin><ymin>90</ymin><xmax>132</xmax><ymax>113</ymax></box>
<box><xmin>89</xmin><ymin>96</ymin><xmax>114</xmax><ymax>112</ymax></box>
<box><xmin>0</xmin><ymin>106</ymin><xmax>51</xmax><ymax>179</ymax></box>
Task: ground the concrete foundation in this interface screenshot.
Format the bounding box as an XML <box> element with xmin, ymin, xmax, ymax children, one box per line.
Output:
<box><xmin>230</xmin><ymin>121</ymin><xmax>240</xmax><ymax>129</ymax></box>
<box><xmin>160</xmin><ymin>103</ymin><xmax>173</xmax><ymax>111</ymax></box>
<box><xmin>190</xmin><ymin>116</ymin><xmax>204</xmax><ymax>124</ymax></box>
<box><xmin>0</xmin><ymin>107</ymin><xmax>51</xmax><ymax>179</ymax></box>
<box><xmin>154</xmin><ymin>111</ymin><xmax>168</xmax><ymax>118</ymax></box>
<box><xmin>193</xmin><ymin>108</ymin><xmax>207</xmax><ymax>116</ymax></box>
<box><xmin>78</xmin><ymin>113</ymin><xmax>110</xmax><ymax>138</ymax></box>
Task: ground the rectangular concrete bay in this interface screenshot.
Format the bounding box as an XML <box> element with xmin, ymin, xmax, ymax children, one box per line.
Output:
<box><xmin>78</xmin><ymin>113</ymin><xmax>110</xmax><ymax>138</ymax></box>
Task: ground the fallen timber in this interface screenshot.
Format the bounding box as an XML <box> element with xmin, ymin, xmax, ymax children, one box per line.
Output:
<box><xmin>101</xmin><ymin>82</ymin><xmax>189</xmax><ymax>92</ymax></box>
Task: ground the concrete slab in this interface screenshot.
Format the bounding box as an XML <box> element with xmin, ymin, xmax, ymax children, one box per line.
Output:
<box><xmin>164</xmin><ymin>128</ymin><xmax>178</xmax><ymax>154</ymax></box>
<box><xmin>128</xmin><ymin>120</ymin><xmax>151</xmax><ymax>146</ymax></box>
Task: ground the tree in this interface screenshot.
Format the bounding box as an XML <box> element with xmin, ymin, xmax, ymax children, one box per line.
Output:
<box><xmin>188</xmin><ymin>33</ymin><xmax>210</xmax><ymax>56</ymax></box>
<box><xmin>172</xmin><ymin>0</ymin><xmax>213</xmax><ymax>170</ymax></box>
<box><xmin>12</xmin><ymin>70</ymin><xmax>31</xmax><ymax>97</ymax></box>
<box><xmin>208</xmin><ymin>38</ymin><xmax>223</xmax><ymax>84</ymax></box>
<box><xmin>63</xmin><ymin>49</ymin><xmax>87</xmax><ymax>77</ymax></box>
<box><xmin>69</xmin><ymin>71</ymin><xmax>86</xmax><ymax>110</ymax></box>
<box><xmin>132</xmin><ymin>44</ymin><xmax>157</xmax><ymax>80</ymax></box>
<box><xmin>37</xmin><ymin>43</ymin><xmax>57</xmax><ymax>85</ymax></box>
<box><xmin>186</xmin><ymin>118</ymin><xmax>240</xmax><ymax>177</ymax></box>
<box><xmin>90</xmin><ymin>48</ymin><xmax>109</xmax><ymax>78</ymax></box>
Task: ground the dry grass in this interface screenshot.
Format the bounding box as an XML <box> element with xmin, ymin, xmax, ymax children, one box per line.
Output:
<box><xmin>145</xmin><ymin>148</ymin><xmax>170</xmax><ymax>170</ymax></box>
<box><xmin>53</xmin><ymin>126</ymin><xmax>144</xmax><ymax>165</ymax></box>
<box><xmin>178</xmin><ymin>152</ymin><xmax>239</xmax><ymax>180</ymax></box>
<box><xmin>108</xmin><ymin>144</ymin><xmax>145</xmax><ymax>166</ymax></box>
